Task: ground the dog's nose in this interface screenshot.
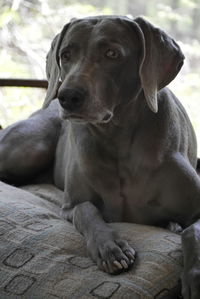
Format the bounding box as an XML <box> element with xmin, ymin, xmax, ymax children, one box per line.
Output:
<box><xmin>58</xmin><ymin>87</ymin><xmax>85</xmax><ymax>112</ymax></box>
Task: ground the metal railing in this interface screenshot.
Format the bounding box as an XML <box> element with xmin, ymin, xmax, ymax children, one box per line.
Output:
<box><xmin>0</xmin><ymin>78</ymin><xmax>48</xmax><ymax>88</ymax></box>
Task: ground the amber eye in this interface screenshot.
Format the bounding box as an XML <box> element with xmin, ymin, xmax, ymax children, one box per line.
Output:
<box><xmin>61</xmin><ymin>51</ymin><xmax>71</xmax><ymax>62</ymax></box>
<box><xmin>105</xmin><ymin>49</ymin><xmax>119</xmax><ymax>59</ymax></box>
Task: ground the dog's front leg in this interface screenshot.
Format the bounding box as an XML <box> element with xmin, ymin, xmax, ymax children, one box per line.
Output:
<box><xmin>62</xmin><ymin>201</ymin><xmax>135</xmax><ymax>274</ymax></box>
<box><xmin>181</xmin><ymin>219</ymin><xmax>200</xmax><ymax>299</ymax></box>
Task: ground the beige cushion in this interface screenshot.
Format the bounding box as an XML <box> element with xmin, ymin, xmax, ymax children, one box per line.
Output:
<box><xmin>0</xmin><ymin>182</ymin><xmax>183</xmax><ymax>298</ymax></box>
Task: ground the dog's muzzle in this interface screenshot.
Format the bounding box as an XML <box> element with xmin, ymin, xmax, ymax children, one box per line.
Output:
<box><xmin>58</xmin><ymin>87</ymin><xmax>113</xmax><ymax>124</ymax></box>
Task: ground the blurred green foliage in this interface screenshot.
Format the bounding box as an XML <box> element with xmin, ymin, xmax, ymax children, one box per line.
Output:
<box><xmin>0</xmin><ymin>0</ymin><xmax>200</xmax><ymax>151</ymax></box>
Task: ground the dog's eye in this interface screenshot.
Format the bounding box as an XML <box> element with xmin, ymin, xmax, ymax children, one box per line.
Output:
<box><xmin>61</xmin><ymin>51</ymin><xmax>71</xmax><ymax>62</ymax></box>
<box><xmin>105</xmin><ymin>49</ymin><xmax>119</xmax><ymax>59</ymax></box>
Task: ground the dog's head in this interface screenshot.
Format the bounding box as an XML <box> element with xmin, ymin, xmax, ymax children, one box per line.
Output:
<box><xmin>44</xmin><ymin>16</ymin><xmax>184</xmax><ymax>123</ymax></box>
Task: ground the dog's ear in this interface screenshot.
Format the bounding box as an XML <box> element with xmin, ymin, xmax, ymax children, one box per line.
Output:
<box><xmin>134</xmin><ymin>17</ymin><xmax>184</xmax><ymax>113</ymax></box>
<box><xmin>43</xmin><ymin>23</ymin><xmax>71</xmax><ymax>108</ymax></box>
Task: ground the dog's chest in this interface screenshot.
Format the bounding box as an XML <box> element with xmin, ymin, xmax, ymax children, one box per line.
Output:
<box><xmin>71</xmin><ymin>125</ymin><xmax>166</xmax><ymax>225</ymax></box>
<box><xmin>85</xmin><ymin>145</ymin><xmax>164</xmax><ymax>224</ymax></box>
<box><xmin>116</xmin><ymin>161</ymin><xmax>164</xmax><ymax>224</ymax></box>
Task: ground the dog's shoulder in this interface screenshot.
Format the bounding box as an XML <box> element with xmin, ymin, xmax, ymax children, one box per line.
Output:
<box><xmin>157</xmin><ymin>87</ymin><xmax>186</xmax><ymax>117</ymax></box>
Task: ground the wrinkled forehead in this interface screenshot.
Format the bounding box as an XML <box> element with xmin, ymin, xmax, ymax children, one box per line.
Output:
<box><xmin>61</xmin><ymin>17</ymin><xmax>139</xmax><ymax>47</ymax></box>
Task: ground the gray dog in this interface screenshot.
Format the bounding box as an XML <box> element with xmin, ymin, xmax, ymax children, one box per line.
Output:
<box><xmin>0</xmin><ymin>16</ymin><xmax>200</xmax><ymax>298</ymax></box>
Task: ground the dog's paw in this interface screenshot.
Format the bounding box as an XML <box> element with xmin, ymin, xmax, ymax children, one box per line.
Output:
<box><xmin>181</xmin><ymin>268</ymin><xmax>200</xmax><ymax>299</ymax></box>
<box><xmin>167</xmin><ymin>221</ymin><xmax>183</xmax><ymax>233</ymax></box>
<box><xmin>87</xmin><ymin>236</ymin><xmax>136</xmax><ymax>274</ymax></box>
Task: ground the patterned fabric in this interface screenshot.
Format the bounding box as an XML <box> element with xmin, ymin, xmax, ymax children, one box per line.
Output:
<box><xmin>0</xmin><ymin>182</ymin><xmax>183</xmax><ymax>298</ymax></box>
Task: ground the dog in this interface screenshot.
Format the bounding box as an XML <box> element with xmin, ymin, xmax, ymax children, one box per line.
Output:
<box><xmin>0</xmin><ymin>16</ymin><xmax>200</xmax><ymax>298</ymax></box>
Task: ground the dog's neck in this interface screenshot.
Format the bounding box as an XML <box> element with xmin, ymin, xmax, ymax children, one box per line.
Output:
<box><xmin>82</xmin><ymin>92</ymin><xmax>149</xmax><ymax>156</ymax></box>
<box><xmin>91</xmin><ymin>91</ymin><xmax>148</xmax><ymax>132</ymax></box>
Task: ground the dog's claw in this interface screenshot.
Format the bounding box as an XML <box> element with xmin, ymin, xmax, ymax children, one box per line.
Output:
<box><xmin>125</xmin><ymin>249</ymin><xmax>136</xmax><ymax>260</ymax></box>
<box><xmin>113</xmin><ymin>260</ymin><xmax>123</xmax><ymax>269</ymax></box>
<box><xmin>121</xmin><ymin>259</ymin><xmax>129</xmax><ymax>269</ymax></box>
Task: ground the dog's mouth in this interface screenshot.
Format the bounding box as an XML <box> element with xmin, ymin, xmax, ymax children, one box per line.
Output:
<box><xmin>60</xmin><ymin>108</ymin><xmax>113</xmax><ymax>124</ymax></box>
